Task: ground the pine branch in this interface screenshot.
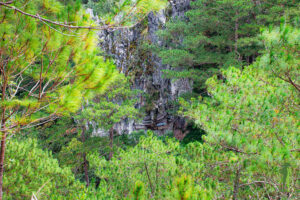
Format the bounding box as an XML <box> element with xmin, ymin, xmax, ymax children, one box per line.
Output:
<box><xmin>0</xmin><ymin>1</ymin><xmax>150</xmax><ymax>31</ymax></box>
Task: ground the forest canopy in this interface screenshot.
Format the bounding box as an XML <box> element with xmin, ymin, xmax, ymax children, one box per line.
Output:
<box><xmin>0</xmin><ymin>0</ymin><xmax>299</xmax><ymax>199</ymax></box>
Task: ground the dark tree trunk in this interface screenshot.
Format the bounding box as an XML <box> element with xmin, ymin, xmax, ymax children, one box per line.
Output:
<box><xmin>0</xmin><ymin>78</ymin><xmax>7</xmax><ymax>200</ymax></box>
<box><xmin>0</xmin><ymin>125</ymin><xmax>6</xmax><ymax>200</ymax></box>
<box><xmin>81</xmin><ymin>124</ymin><xmax>89</xmax><ymax>187</ymax></box>
<box><xmin>233</xmin><ymin>166</ymin><xmax>241</xmax><ymax>200</ymax></box>
<box><xmin>108</xmin><ymin>127</ymin><xmax>114</xmax><ymax>160</ymax></box>
<box><xmin>83</xmin><ymin>153</ymin><xmax>89</xmax><ymax>187</ymax></box>
<box><xmin>234</xmin><ymin>12</ymin><xmax>240</xmax><ymax>61</ymax></box>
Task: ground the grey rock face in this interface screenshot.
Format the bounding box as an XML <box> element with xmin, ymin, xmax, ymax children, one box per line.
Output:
<box><xmin>92</xmin><ymin>0</ymin><xmax>192</xmax><ymax>137</ymax></box>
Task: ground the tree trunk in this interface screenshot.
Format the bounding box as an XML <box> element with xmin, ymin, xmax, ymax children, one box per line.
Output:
<box><xmin>83</xmin><ymin>153</ymin><xmax>89</xmax><ymax>187</ymax></box>
<box><xmin>234</xmin><ymin>12</ymin><xmax>240</xmax><ymax>61</ymax></box>
<box><xmin>81</xmin><ymin>124</ymin><xmax>89</xmax><ymax>187</ymax></box>
<box><xmin>233</xmin><ymin>166</ymin><xmax>241</xmax><ymax>200</ymax></box>
<box><xmin>144</xmin><ymin>162</ymin><xmax>154</xmax><ymax>196</ymax></box>
<box><xmin>0</xmin><ymin>76</ymin><xmax>7</xmax><ymax>200</ymax></box>
<box><xmin>0</xmin><ymin>123</ymin><xmax>6</xmax><ymax>200</ymax></box>
<box><xmin>108</xmin><ymin>127</ymin><xmax>114</xmax><ymax>160</ymax></box>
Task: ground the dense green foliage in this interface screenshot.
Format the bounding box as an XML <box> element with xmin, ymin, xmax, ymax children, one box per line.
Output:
<box><xmin>4</xmin><ymin>137</ymin><xmax>121</xmax><ymax>200</ymax></box>
<box><xmin>27</xmin><ymin>117</ymin><xmax>77</xmax><ymax>154</ymax></box>
<box><xmin>1</xmin><ymin>0</ymin><xmax>299</xmax><ymax>199</ymax></box>
<box><xmin>155</xmin><ymin>0</ymin><xmax>299</xmax><ymax>94</ymax></box>
<box><xmin>180</xmin><ymin>24</ymin><xmax>299</xmax><ymax>199</ymax></box>
<box><xmin>88</xmin><ymin>132</ymin><xmax>212</xmax><ymax>199</ymax></box>
<box><xmin>57</xmin><ymin>74</ymin><xmax>139</xmax><ymax>182</ymax></box>
<box><xmin>0</xmin><ymin>0</ymin><xmax>118</xmax><ymax>132</ymax></box>
<box><xmin>4</xmin><ymin>138</ymin><xmax>85</xmax><ymax>199</ymax></box>
<box><xmin>0</xmin><ymin>0</ymin><xmax>167</xmax><ymax>199</ymax></box>
<box><xmin>78</xmin><ymin>74</ymin><xmax>139</xmax><ymax>132</ymax></box>
<box><xmin>0</xmin><ymin>0</ymin><xmax>117</xmax><ymax>199</ymax></box>
<box><xmin>88</xmin><ymin>23</ymin><xmax>299</xmax><ymax>199</ymax></box>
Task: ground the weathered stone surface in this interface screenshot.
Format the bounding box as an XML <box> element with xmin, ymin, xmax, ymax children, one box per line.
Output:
<box><xmin>89</xmin><ymin>0</ymin><xmax>192</xmax><ymax>136</ymax></box>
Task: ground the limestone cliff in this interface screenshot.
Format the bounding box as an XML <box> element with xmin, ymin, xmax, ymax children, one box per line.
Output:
<box><xmin>89</xmin><ymin>0</ymin><xmax>192</xmax><ymax>138</ymax></box>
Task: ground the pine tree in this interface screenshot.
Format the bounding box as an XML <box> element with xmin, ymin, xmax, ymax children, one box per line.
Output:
<box><xmin>180</xmin><ymin>24</ymin><xmax>299</xmax><ymax>199</ymax></box>
<box><xmin>79</xmin><ymin>74</ymin><xmax>139</xmax><ymax>160</ymax></box>
<box><xmin>87</xmin><ymin>132</ymin><xmax>214</xmax><ymax>199</ymax></box>
<box><xmin>0</xmin><ymin>0</ymin><xmax>115</xmax><ymax>198</ymax></box>
<box><xmin>0</xmin><ymin>0</ymin><xmax>169</xmax><ymax>198</ymax></box>
<box><xmin>4</xmin><ymin>138</ymin><xmax>87</xmax><ymax>200</ymax></box>
<box><xmin>57</xmin><ymin>74</ymin><xmax>139</xmax><ymax>186</ymax></box>
<box><xmin>155</xmin><ymin>0</ymin><xmax>299</xmax><ymax>95</ymax></box>
<box><xmin>131</xmin><ymin>181</ymin><xmax>145</xmax><ymax>200</ymax></box>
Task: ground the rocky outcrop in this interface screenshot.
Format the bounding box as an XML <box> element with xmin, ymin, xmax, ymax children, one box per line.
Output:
<box><xmin>90</xmin><ymin>0</ymin><xmax>192</xmax><ymax>137</ymax></box>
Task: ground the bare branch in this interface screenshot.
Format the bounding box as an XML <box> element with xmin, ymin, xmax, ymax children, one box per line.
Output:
<box><xmin>219</xmin><ymin>142</ymin><xmax>257</xmax><ymax>155</ymax></box>
<box><xmin>9</xmin><ymin>75</ymin><xmax>23</xmax><ymax>99</ymax></box>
